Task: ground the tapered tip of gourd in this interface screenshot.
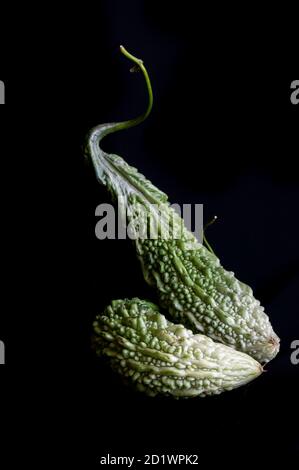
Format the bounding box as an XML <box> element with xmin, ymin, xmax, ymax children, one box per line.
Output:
<box><xmin>249</xmin><ymin>334</ymin><xmax>280</xmax><ymax>364</ymax></box>
<box><xmin>246</xmin><ymin>362</ymin><xmax>263</xmax><ymax>385</ymax></box>
<box><xmin>265</xmin><ymin>335</ymin><xmax>280</xmax><ymax>362</ymax></box>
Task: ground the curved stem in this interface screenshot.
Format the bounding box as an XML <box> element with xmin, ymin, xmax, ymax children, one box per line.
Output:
<box><xmin>102</xmin><ymin>46</ymin><xmax>153</xmax><ymax>137</ymax></box>
<box><xmin>203</xmin><ymin>216</ymin><xmax>218</xmax><ymax>255</ymax></box>
<box><xmin>203</xmin><ymin>232</ymin><xmax>215</xmax><ymax>255</ymax></box>
<box><xmin>120</xmin><ymin>45</ymin><xmax>153</xmax><ymax>124</ymax></box>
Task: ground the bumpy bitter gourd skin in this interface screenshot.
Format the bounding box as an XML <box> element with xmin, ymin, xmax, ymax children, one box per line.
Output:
<box><xmin>86</xmin><ymin>47</ymin><xmax>280</xmax><ymax>364</ymax></box>
<box><xmin>136</xmin><ymin>235</ymin><xmax>279</xmax><ymax>363</ymax></box>
<box><xmin>93</xmin><ymin>298</ymin><xmax>262</xmax><ymax>398</ymax></box>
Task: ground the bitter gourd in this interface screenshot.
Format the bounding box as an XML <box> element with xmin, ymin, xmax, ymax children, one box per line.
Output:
<box><xmin>92</xmin><ymin>298</ymin><xmax>262</xmax><ymax>398</ymax></box>
<box><xmin>86</xmin><ymin>46</ymin><xmax>280</xmax><ymax>364</ymax></box>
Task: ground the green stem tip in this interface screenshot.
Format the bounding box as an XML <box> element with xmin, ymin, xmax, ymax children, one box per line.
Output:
<box><xmin>113</xmin><ymin>45</ymin><xmax>153</xmax><ymax>131</ymax></box>
<box><xmin>203</xmin><ymin>216</ymin><xmax>218</xmax><ymax>255</ymax></box>
<box><xmin>88</xmin><ymin>46</ymin><xmax>154</xmax><ymax>147</ymax></box>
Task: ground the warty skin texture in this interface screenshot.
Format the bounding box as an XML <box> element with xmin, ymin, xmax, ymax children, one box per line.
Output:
<box><xmin>136</xmin><ymin>233</ymin><xmax>280</xmax><ymax>364</ymax></box>
<box><xmin>92</xmin><ymin>299</ymin><xmax>263</xmax><ymax>398</ymax></box>
<box><xmin>86</xmin><ymin>47</ymin><xmax>280</xmax><ymax>364</ymax></box>
<box><xmin>86</xmin><ymin>126</ymin><xmax>279</xmax><ymax>363</ymax></box>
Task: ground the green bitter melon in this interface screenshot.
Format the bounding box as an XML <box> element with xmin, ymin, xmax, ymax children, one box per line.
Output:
<box><xmin>92</xmin><ymin>298</ymin><xmax>263</xmax><ymax>398</ymax></box>
<box><xmin>86</xmin><ymin>46</ymin><xmax>280</xmax><ymax>364</ymax></box>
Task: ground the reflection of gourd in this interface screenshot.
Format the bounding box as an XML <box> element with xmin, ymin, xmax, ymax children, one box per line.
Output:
<box><xmin>92</xmin><ymin>298</ymin><xmax>262</xmax><ymax>398</ymax></box>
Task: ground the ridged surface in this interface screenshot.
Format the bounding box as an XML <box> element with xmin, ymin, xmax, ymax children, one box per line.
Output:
<box><xmin>93</xmin><ymin>298</ymin><xmax>262</xmax><ymax>398</ymax></box>
<box><xmin>87</xmin><ymin>125</ymin><xmax>280</xmax><ymax>364</ymax></box>
<box><xmin>137</xmin><ymin>234</ymin><xmax>280</xmax><ymax>363</ymax></box>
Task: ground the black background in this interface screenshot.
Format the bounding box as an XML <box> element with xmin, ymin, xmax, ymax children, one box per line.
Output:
<box><xmin>0</xmin><ymin>1</ymin><xmax>298</xmax><ymax>467</ymax></box>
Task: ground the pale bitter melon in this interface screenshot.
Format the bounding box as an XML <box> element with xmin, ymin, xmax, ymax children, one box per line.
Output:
<box><xmin>92</xmin><ymin>298</ymin><xmax>263</xmax><ymax>398</ymax></box>
<box><xmin>86</xmin><ymin>46</ymin><xmax>280</xmax><ymax>364</ymax></box>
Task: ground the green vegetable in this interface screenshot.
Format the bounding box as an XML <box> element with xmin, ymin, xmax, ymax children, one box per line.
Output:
<box><xmin>86</xmin><ymin>46</ymin><xmax>280</xmax><ymax>364</ymax></box>
<box><xmin>92</xmin><ymin>298</ymin><xmax>262</xmax><ymax>398</ymax></box>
